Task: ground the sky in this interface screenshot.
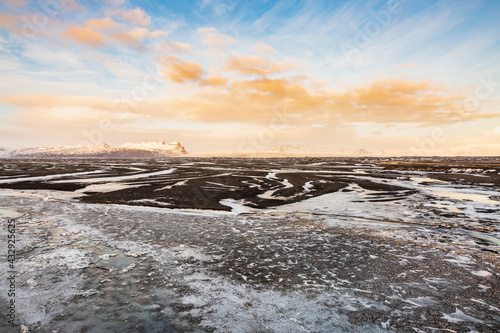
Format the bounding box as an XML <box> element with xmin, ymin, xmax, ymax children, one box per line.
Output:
<box><xmin>0</xmin><ymin>0</ymin><xmax>499</xmax><ymax>154</ymax></box>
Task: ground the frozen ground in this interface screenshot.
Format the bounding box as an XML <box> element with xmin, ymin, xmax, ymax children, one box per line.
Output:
<box><xmin>0</xmin><ymin>157</ymin><xmax>499</xmax><ymax>332</ymax></box>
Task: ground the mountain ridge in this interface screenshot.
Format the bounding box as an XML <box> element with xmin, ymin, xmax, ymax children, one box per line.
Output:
<box><xmin>1</xmin><ymin>141</ymin><xmax>187</xmax><ymax>159</ymax></box>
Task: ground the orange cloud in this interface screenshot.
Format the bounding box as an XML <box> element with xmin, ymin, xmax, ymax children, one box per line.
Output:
<box><xmin>201</xmin><ymin>77</ymin><xmax>228</xmax><ymax>87</ymax></box>
<box><xmin>65</xmin><ymin>26</ymin><xmax>106</xmax><ymax>47</ymax></box>
<box><xmin>110</xmin><ymin>27</ymin><xmax>166</xmax><ymax>49</ymax></box>
<box><xmin>159</xmin><ymin>57</ymin><xmax>204</xmax><ymax>83</ymax></box>
<box><xmin>113</xmin><ymin>7</ymin><xmax>150</xmax><ymax>26</ymax></box>
<box><xmin>226</xmin><ymin>55</ymin><xmax>298</xmax><ymax>76</ymax></box>
<box><xmin>86</xmin><ymin>17</ymin><xmax>119</xmax><ymax>31</ymax></box>
<box><xmin>253</xmin><ymin>43</ymin><xmax>277</xmax><ymax>54</ymax></box>
<box><xmin>2</xmin><ymin>79</ymin><xmax>495</xmax><ymax>128</ymax></box>
<box><xmin>4</xmin><ymin>0</ymin><xmax>27</xmax><ymax>7</ymax></box>
<box><xmin>161</xmin><ymin>78</ymin><xmax>494</xmax><ymax>125</ymax></box>
<box><xmin>60</xmin><ymin>0</ymin><xmax>85</xmax><ymax>11</ymax></box>
<box><xmin>111</xmin><ymin>28</ymin><xmax>146</xmax><ymax>46</ymax></box>
<box><xmin>159</xmin><ymin>41</ymin><xmax>191</xmax><ymax>54</ymax></box>
<box><xmin>0</xmin><ymin>13</ymin><xmax>20</xmax><ymax>32</ymax></box>
<box><xmin>0</xmin><ymin>94</ymin><xmax>112</xmax><ymax>109</ymax></box>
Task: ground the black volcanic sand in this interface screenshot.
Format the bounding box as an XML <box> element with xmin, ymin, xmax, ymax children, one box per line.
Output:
<box><xmin>0</xmin><ymin>181</ymin><xmax>88</xmax><ymax>191</ymax></box>
<box><xmin>0</xmin><ymin>157</ymin><xmax>498</xmax><ymax>213</ymax></box>
<box><xmin>379</xmin><ymin>159</ymin><xmax>500</xmax><ymax>187</ymax></box>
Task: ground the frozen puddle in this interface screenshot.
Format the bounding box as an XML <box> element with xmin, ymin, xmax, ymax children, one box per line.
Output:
<box><xmin>0</xmin><ymin>207</ymin><xmax>23</xmax><ymax>218</ymax></box>
<box><xmin>426</xmin><ymin>188</ymin><xmax>500</xmax><ymax>205</ymax></box>
<box><xmin>265</xmin><ymin>183</ymin><xmax>408</xmax><ymax>222</ymax></box>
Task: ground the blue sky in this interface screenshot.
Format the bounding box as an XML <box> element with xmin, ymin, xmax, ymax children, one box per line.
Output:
<box><xmin>0</xmin><ymin>0</ymin><xmax>499</xmax><ymax>154</ymax></box>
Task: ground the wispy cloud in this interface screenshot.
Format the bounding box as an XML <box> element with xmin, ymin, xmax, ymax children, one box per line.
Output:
<box><xmin>0</xmin><ymin>0</ymin><xmax>498</xmax><ymax>152</ymax></box>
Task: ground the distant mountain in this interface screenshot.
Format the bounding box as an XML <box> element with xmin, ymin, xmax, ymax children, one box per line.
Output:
<box><xmin>119</xmin><ymin>141</ymin><xmax>186</xmax><ymax>154</ymax></box>
<box><xmin>334</xmin><ymin>148</ymin><xmax>373</xmax><ymax>156</ymax></box>
<box><xmin>378</xmin><ymin>144</ymin><xmax>500</xmax><ymax>157</ymax></box>
<box><xmin>3</xmin><ymin>141</ymin><xmax>187</xmax><ymax>159</ymax></box>
<box><xmin>269</xmin><ymin>145</ymin><xmax>374</xmax><ymax>156</ymax></box>
<box><xmin>448</xmin><ymin>144</ymin><xmax>500</xmax><ymax>156</ymax></box>
<box><xmin>269</xmin><ymin>144</ymin><xmax>308</xmax><ymax>153</ymax></box>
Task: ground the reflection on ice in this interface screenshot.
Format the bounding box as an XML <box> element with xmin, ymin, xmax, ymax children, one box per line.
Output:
<box><xmin>426</xmin><ymin>188</ymin><xmax>500</xmax><ymax>205</ymax></box>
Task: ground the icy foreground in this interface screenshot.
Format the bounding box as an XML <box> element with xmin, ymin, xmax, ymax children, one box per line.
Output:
<box><xmin>0</xmin><ymin>192</ymin><xmax>498</xmax><ymax>332</ymax></box>
<box><xmin>0</xmin><ymin>157</ymin><xmax>499</xmax><ymax>332</ymax></box>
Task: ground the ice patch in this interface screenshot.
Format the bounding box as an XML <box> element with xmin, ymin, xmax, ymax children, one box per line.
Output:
<box><xmin>265</xmin><ymin>172</ymin><xmax>277</xmax><ymax>180</ymax></box>
<box><xmin>442</xmin><ymin>308</ymin><xmax>482</xmax><ymax>323</ymax></box>
<box><xmin>35</xmin><ymin>248</ymin><xmax>91</xmax><ymax>270</ymax></box>
<box><xmin>0</xmin><ymin>170</ymin><xmax>103</xmax><ymax>184</ymax></box>
<box><xmin>405</xmin><ymin>297</ymin><xmax>439</xmax><ymax>307</ymax></box>
<box><xmin>303</xmin><ymin>181</ymin><xmax>314</xmax><ymax>192</ymax></box>
<box><xmin>77</xmin><ymin>183</ymin><xmax>143</xmax><ymax>193</ymax></box>
<box><xmin>220</xmin><ymin>199</ymin><xmax>256</xmax><ymax>214</ymax></box>
<box><xmin>426</xmin><ymin>188</ymin><xmax>499</xmax><ymax>205</ymax></box>
<box><xmin>0</xmin><ymin>207</ymin><xmax>23</xmax><ymax>218</ymax></box>
<box><xmin>471</xmin><ymin>270</ymin><xmax>492</xmax><ymax>277</ymax></box>
<box><xmin>155</xmin><ymin>180</ymin><xmax>188</xmax><ymax>191</ymax></box>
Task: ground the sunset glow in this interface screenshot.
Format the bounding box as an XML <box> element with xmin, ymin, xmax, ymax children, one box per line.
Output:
<box><xmin>0</xmin><ymin>0</ymin><xmax>499</xmax><ymax>154</ymax></box>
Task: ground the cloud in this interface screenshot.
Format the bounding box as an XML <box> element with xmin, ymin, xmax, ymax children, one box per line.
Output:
<box><xmin>394</xmin><ymin>63</ymin><xmax>418</xmax><ymax>69</ymax></box>
<box><xmin>106</xmin><ymin>0</ymin><xmax>125</xmax><ymax>5</ymax></box>
<box><xmin>0</xmin><ymin>94</ymin><xmax>112</xmax><ymax>109</ymax></box>
<box><xmin>201</xmin><ymin>77</ymin><xmax>228</xmax><ymax>86</ymax></box>
<box><xmin>159</xmin><ymin>56</ymin><xmax>204</xmax><ymax>83</ymax></box>
<box><xmin>1</xmin><ymin>77</ymin><xmax>497</xmax><ymax>142</ymax></box>
<box><xmin>110</xmin><ymin>27</ymin><xmax>166</xmax><ymax>49</ymax></box>
<box><xmin>253</xmin><ymin>43</ymin><xmax>277</xmax><ymax>54</ymax></box>
<box><xmin>0</xmin><ymin>13</ymin><xmax>20</xmax><ymax>32</ymax></box>
<box><xmin>4</xmin><ymin>0</ymin><xmax>27</xmax><ymax>7</ymax></box>
<box><xmin>60</xmin><ymin>0</ymin><xmax>85</xmax><ymax>11</ymax></box>
<box><xmin>159</xmin><ymin>78</ymin><xmax>495</xmax><ymax>125</ymax></box>
<box><xmin>150</xmin><ymin>30</ymin><xmax>166</xmax><ymax>38</ymax></box>
<box><xmin>64</xmin><ymin>26</ymin><xmax>106</xmax><ymax>47</ymax></box>
<box><xmin>225</xmin><ymin>55</ymin><xmax>298</xmax><ymax>76</ymax></box>
<box><xmin>110</xmin><ymin>27</ymin><xmax>149</xmax><ymax>48</ymax></box>
<box><xmin>65</xmin><ymin>19</ymin><xmax>165</xmax><ymax>50</ymax></box>
<box><xmin>198</xmin><ymin>27</ymin><xmax>237</xmax><ymax>52</ymax></box>
<box><xmin>85</xmin><ymin>17</ymin><xmax>119</xmax><ymax>31</ymax></box>
<box><xmin>89</xmin><ymin>53</ymin><xmax>140</xmax><ymax>78</ymax></box>
<box><xmin>329</xmin><ymin>79</ymin><xmax>472</xmax><ymax>124</ymax></box>
<box><xmin>159</xmin><ymin>41</ymin><xmax>191</xmax><ymax>54</ymax></box>
<box><xmin>112</xmin><ymin>7</ymin><xmax>151</xmax><ymax>26</ymax></box>
<box><xmin>200</xmin><ymin>0</ymin><xmax>236</xmax><ymax>16</ymax></box>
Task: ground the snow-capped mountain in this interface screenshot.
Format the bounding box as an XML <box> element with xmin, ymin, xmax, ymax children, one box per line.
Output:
<box><xmin>4</xmin><ymin>141</ymin><xmax>187</xmax><ymax>159</ymax></box>
<box><xmin>11</xmin><ymin>143</ymin><xmax>113</xmax><ymax>156</ymax></box>
<box><xmin>119</xmin><ymin>141</ymin><xmax>186</xmax><ymax>154</ymax></box>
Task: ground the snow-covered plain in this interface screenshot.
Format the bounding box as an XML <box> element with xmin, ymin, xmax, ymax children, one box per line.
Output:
<box><xmin>0</xmin><ymin>158</ymin><xmax>499</xmax><ymax>332</ymax></box>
